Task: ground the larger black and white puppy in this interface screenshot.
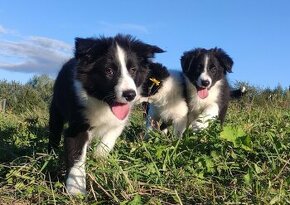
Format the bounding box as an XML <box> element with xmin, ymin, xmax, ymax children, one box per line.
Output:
<box><xmin>181</xmin><ymin>48</ymin><xmax>233</xmax><ymax>130</ymax></box>
<box><xmin>49</xmin><ymin>34</ymin><xmax>164</xmax><ymax>195</ymax></box>
<box><xmin>138</xmin><ymin>63</ymin><xmax>188</xmax><ymax>137</ymax></box>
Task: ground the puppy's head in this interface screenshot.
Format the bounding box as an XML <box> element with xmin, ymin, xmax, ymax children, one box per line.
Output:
<box><xmin>140</xmin><ymin>63</ymin><xmax>170</xmax><ymax>97</ymax></box>
<box><xmin>181</xmin><ymin>48</ymin><xmax>233</xmax><ymax>99</ymax></box>
<box><xmin>75</xmin><ymin>34</ymin><xmax>164</xmax><ymax>120</ymax></box>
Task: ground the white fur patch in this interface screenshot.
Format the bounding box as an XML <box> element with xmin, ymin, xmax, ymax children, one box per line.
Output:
<box><xmin>93</xmin><ymin>125</ymin><xmax>124</xmax><ymax>157</ymax></box>
<box><xmin>197</xmin><ymin>55</ymin><xmax>212</xmax><ymax>87</ymax></box>
<box><xmin>115</xmin><ymin>44</ymin><xmax>137</xmax><ymax>103</ymax></box>
<box><xmin>241</xmin><ymin>86</ymin><xmax>246</xmax><ymax>93</ymax></box>
<box><xmin>66</xmin><ymin>141</ymin><xmax>88</xmax><ymax>195</ymax></box>
<box><xmin>74</xmin><ymin>79</ymin><xmax>88</xmax><ymax>105</ymax></box>
<box><xmin>83</xmin><ymin>96</ymin><xmax>130</xmax><ymax>157</ymax></box>
<box><xmin>146</xmin><ymin>70</ymin><xmax>188</xmax><ymax>136</ymax></box>
<box><xmin>187</xmin><ymin>77</ymin><xmax>223</xmax><ymax>130</ymax></box>
<box><xmin>191</xmin><ymin>103</ymin><xmax>219</xmax><ymax>130</ymax></box>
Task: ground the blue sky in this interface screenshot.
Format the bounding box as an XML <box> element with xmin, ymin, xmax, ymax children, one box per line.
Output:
<box><xmin>0</xmin><ymin>0</ymin><xmax>289</xmax><ymax>88</ymax></box>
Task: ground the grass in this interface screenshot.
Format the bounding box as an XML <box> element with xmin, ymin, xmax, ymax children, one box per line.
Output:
<box><xmin>0</xmin><ymin>91</ymin><xmax>290</xmax><ymax>204</ymax></box>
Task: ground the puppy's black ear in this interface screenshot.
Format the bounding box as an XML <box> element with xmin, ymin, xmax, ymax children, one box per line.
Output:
<box><xmin>213</xmin><ymin>48</ymin><xmax>233</xmax><ymax>74</ymax></box>
<box><xmin>114</xmin><ymin>34</ymin><xmax>165</xmax><ymax>58</ymax></box>
<box><xmin>75</xmin><ymin>37</ymin><xmax>96</xmax><ymax>59</ymax></box>
<box><xmin>180</xmin><ymin>48</ymin><xmax>203</xmax><ymax>73</ymax></box>
<box><xmin>75</xmin><ymin>36</ymin><xmax>112</xmax><ymax>61</ymax></box>
<box><xmin>134</xmin><ymin>43</ymin><xmax>165</xmax><ymax>58</ymax></box>
<box><xmin>148</xmin><ymin>63</ymin><xmax>170</xmax><ymax>80</ymax></box>
<box><xmin>147</xmin><ymin>45</ymin><xmax>165</xmax><ymax>57</ymax></box>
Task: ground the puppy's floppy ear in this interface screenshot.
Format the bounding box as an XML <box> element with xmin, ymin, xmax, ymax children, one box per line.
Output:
<box><xmin>134</xmin><ymin>42</ymin><xmax>165</xmax><ymax>58</ymax></box>
<box><xmin>75</xmin><ymin>36</ymin><xmax>112</xmax><ymax>61</ymax></box>
<box><xmin>212</xmin><ymin>48</ymin><xmax>233</xmax><ymax>74</ymax></box>
<box><xmin>180</xmin><ymin>48</ymin><xmax>203</xmax><ymax>73</ymax></box>
<box><xmin>148</xmin><ymin>63</ymin><xmax>170</xmax><ymax>80</ymax></box>
<box><xmin>146</xmin><ymin>45</ymin><xmax>165</xmax><ymax>57</ymax></box>
<box><xmin>114</xmin><ymin>34</ymin><xmax>165</xmax><ymax>58</ymax></box>
<box><xmin>180</xmin><ymin>52</ymin><xmax>190</xmax><ymax>73</ymax></box>
<box><xmin>75</xmin><ymin>37</ymin><xmax>96</xmax><ymax>60</ymax></box>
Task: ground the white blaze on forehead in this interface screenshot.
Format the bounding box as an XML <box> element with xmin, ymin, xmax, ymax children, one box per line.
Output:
<box><xmin>197</xmin><ymin>54</ymin><xmax>212</xmax><ymax>87</ymax></box>
<box><xmin>115</xmin><ymin>44</ymin><xmax>137</xmax><ymax>103</ymax></box>
<box><xmin>204</xmin><ymin>55</ymin><xmax>209</xmax><ymax>71</ymax></box>
<box><xmin>116</xmin><ymin>44</ymin><xmax>127</xmax><ymax>71</ymax></box>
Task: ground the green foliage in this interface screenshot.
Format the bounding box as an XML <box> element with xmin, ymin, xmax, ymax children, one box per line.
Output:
<box><xmin>0</xmin><ymin>74</ymin><xmax>54</xmax><ymax>114</ymax></box>
<box><xmin>26</xmin><ymin>74</ymin><xmax>54</xmax><ymax>103</ymax></box>
<box><xmin>0</xmin><ymin>82</ymin><xmax>290</xmax><ymax>204</ymax></box>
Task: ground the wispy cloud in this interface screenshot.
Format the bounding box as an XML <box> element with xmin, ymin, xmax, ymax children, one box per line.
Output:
<box><xmin>0</xmin><ymin>25</ymin><xmax>8</xmax><ymax>34</ymax></box>
<box><xmin>0</xmin><ymin>25</ymin><xmax>17</xmax><ymax>35</ymax></box>
<box><xmin>98</xmin><ymin>21</ymin><xmax>149</xmax><ymax>34</ymax></box>
<box><xmin>0</xmin><ymin>26</ymin><xmax>72</xmax><ymax>74</ymax></box>
<box><xmin>0</xmin><ymin>22</ymin><xmax>148</xmax><ymax>75</ymax></box>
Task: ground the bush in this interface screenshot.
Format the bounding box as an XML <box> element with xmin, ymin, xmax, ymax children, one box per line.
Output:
<box><xmin>0</xmin><ymin>75</ymin><xmax>54</xmax><ymax>114</ymax></box>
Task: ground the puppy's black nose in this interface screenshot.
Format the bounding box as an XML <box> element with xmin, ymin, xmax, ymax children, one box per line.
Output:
<box><xmin>201</xmin><ymin>80</ymin><xmax>210</xmax><ymax>87</ymax></box>
<box><xmin>122</xmin><ymin>90</ymin><xmax>136</xmax><ymax>102</ymax></box>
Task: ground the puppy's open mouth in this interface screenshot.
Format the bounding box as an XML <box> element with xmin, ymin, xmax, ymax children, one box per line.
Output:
<box><xmin>197</xmin><ymin>86</ymin><xmax>209</xmax><ymax>99</ymax></box>
<box><xmin>110</xmin><ymin>102</ymin><xmax>130</xmax><ymax>120</ymax></box>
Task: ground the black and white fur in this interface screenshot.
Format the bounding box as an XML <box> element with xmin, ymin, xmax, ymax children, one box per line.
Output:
<box><xmin>181</xmin><ymin>48</ymin><xmax>233</xmax><ymax>130</ymax></box>
<box><xmin>230</xmin><ymin>86</ymin><xmax>247</xmax><ymax>99</ymax></box>
<box><xmin>138</xmin><ymin>63</ymin><xmax>188</xmax><ymax>137</ymax></box>
<box><xmin>48</xmin><ymin>34</ymin><xmax>164</xmax><ymax>195</ymax></box>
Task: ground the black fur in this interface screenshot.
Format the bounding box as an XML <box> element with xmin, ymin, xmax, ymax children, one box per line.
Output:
<box><xmin>230</xmin><ymin>86</ymin><xmax>247</xmax><ymax>99</ymax></box>
<box><xmin>49</xmin><ymin>34</ymin><xmax>164</xmax><ymax>183</ymax></box>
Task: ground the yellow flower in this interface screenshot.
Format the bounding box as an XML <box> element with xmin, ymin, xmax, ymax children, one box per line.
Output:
<box><xmin>149</xmin><ymin>78</ymin><xmax>161</xmax><ymax>86</ymax></box>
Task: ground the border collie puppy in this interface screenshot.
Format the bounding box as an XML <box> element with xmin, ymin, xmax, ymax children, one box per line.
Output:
<box><xmin>49</xmin><ymin>34</ymin><xmax>164</xmax><ymax>195</ymax></box>
<box><xmin>138</xmin><ymin>63</ymin><xmax>188</xmax><ymax>137</ymax></box>
<box><xmin>181</xmin><ymin>48</ymin><xmax>233</xmax><ymax>130</ymax></box>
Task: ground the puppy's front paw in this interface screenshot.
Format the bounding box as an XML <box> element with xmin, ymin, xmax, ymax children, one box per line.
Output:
<box><xmin>66</xmin><ymin>167</ymin><xmax>86</xmax><ymax>195</ymax></box>
<box><xmin>191</xmin><ymin>121</ymin><xmax>209</xmax><ymax>131</ymax></box>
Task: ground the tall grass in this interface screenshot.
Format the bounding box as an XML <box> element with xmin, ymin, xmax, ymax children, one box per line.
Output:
<box><xmin>0</xmin><ymin>81</ymin><xmax>289</xmax><ymax>204</ymax></box>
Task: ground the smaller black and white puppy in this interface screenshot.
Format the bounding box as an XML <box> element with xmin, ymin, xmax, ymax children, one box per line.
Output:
<box><xmin>49</xmin><ymin>34</ymin><xmax>164</xmax><ymax>195</ymax></box>
<box><xmin>181</xmin><ymin>48</ymin><xmax>233</xmax><ymax>130</ymax></box>
<box><xmin>138</xmin><ymin>63</ymin><xmax>188</xmax><ymax>137</ymax></box>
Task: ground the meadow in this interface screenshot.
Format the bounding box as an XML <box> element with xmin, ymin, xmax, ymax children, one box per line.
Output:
<box><xmin>0</xmin><ymin>76</ymin><xmax>289</xmax><ymax>204</ymax></box>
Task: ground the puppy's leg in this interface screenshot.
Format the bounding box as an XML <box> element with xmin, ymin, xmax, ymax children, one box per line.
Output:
<box><xmin>48</xmin><ymin>102</ymin><xmax>64</xmax><ymax>152</ymax></box>
<box><xmin>191</xmin><ymin>104</ymin><xmax>219</xmax><ymax>130</ymax></box>
<box><xmin>94</xmin><ymin>126</ymin><xmax>124</xmax><ymax>158</ymax></box>
<box><xmin>160</xmin><ymin>122</ymin><xmax>170</xmax><ymax>135</ymax></box>
<box><xmin>173</xmin><ymin>116</ymin><xmax>188</xmax><ymax>137</ymax></box>
<box><xmin>65</xmin><ymin>129</ymin><xmax>89</xmax><ymax>195</ymax></box>
<box><xmin>145</xmin><ymin>105</ymin><xmax>160</xmax><ymax>138</ymax></box>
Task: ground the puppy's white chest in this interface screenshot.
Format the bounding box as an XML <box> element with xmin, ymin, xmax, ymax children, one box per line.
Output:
<box><xmin>85</xmin><ymin>97</ymin><xmax>128</xmax><ymax>139</ymax></box>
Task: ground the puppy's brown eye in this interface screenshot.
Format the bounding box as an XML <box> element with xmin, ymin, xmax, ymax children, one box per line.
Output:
<box><xmin>129</xmin><ymin>67</ymin><xmax>136</xmax><ymax>74</ymax></box>
<box><xmin>105</xmin><ymin>67</ymin><xmax>114</xmax><ymax>76</ymax></box>
<box><xmin>210</xmin><ymin>66</ymin><xmax>217</xmax><ymax>73</ymax></box>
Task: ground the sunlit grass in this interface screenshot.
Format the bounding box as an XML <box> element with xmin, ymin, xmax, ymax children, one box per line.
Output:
<box><xmin>0</xmin><ymin>89</ymin><xmax>290</xmax><ymax>204</ymax></box>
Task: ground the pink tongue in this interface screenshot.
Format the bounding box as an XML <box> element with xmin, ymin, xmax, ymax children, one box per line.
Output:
<box><xmin>197</xmin><ymin>87</ymin><xmax>209</xmax><ymax>99</ymax></box>
<box><xmin>111</xmin><ymin>103</ymin><xmax>130</xmax><ymax>120</ymax></box>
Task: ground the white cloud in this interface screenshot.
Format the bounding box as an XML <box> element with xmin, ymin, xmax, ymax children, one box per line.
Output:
<box><xmin>0</xmin><ymin>30</ymin><xmax>73</xmax><ymax>74</ymax></box>
<box><xmin>0</xmin><ymin>22</ymin><xmax>148</xmax><ymax>75</ymax></box>
<box><xmin>0</xmin><ymin>25</ymin><xmax>8</xmax><ymax>34</ymax></box>
<box><xmin>0</xmin><ymin>25</ymin><xmax>17</xmax><ymax>35</ymax></box>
